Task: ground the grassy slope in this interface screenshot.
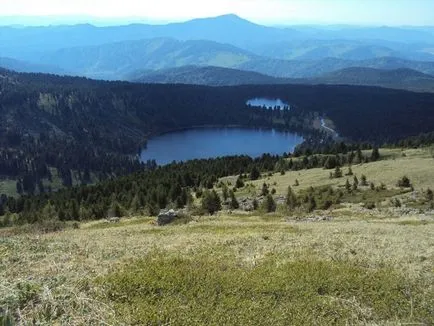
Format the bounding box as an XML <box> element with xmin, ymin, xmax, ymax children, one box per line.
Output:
<box><xmin>1</xmin><ymin>148</ymin><xmax>433</xmax><ymax>325</ymax></box>
<box><xmin>250</xmin><ymin>148</ymin><xmax>434</xmax><ymax>194</ymax></box>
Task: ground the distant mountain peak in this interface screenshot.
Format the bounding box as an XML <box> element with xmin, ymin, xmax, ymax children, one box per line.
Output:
<box><xmin>189</xmin><ymin>13</ymin><xmax>256</xmax><ymax>25</ymax></box>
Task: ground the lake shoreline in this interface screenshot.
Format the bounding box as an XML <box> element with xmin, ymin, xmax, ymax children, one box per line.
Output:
<box><xmin>140</xmin><ymin>126</ymin><xmax>304</xmax><ymax>165</ymax></box>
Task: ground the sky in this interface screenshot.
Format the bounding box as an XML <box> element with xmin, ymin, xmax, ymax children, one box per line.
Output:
<box><xmin>1</xmin><ymin>0</ymin><xmax>434</xmax><ymax>26</ymax></box>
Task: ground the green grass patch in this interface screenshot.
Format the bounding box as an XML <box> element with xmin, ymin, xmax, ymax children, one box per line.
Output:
<box><xmin>185</xmin><ymin>223</ymin><xmax>298</xmax><ymax>235</ymax></box>
<box><xmin>342</xmin><ymin>188</ymin><xmax>408</xmax><ymax>205</ymax></box>
<box><xmin>397</xmin><ymin>220</ymin><xmax>432</xmax><ymax>226</ymax></box>
<box><xmin>96</xmin><ymin>251</ymin><xmax>433</xmax><ymax>325</ymax></box>
<box><xmin>0</xmin><ymin>179</ymin><xmax>19</xmax><ymax>197</ymax></box>
<box><xmin>87</xmin><ymin>217</ymin><xmax>154</xmax><ymax>230</ymax></box>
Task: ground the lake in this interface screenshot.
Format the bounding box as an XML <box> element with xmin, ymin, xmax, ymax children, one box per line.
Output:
<box><xmin>140</xmin><ymin>127</ymin><xmax>303</xmax><ymax>165</ymax></box>
<box><xmin>247</xmin><ymin>98</ymin><xmax>290</xmax><ymax>110</ymax></box>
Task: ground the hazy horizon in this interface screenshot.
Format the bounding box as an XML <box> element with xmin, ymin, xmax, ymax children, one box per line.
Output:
<box><xmin>1</xmin><ymin>0</ymin><xmax>434</xmax><ymax>27</ymax></box>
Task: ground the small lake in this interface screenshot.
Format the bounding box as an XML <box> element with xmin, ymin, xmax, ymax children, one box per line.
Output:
<box><xmin>140</xmin><ymin>127</ymin><xmax>303</xmax><ymax>165</ymax></box>
<box><xmin>247</xmin><ymin>98</ymin><xmax>290</xmax><ymax>110</ymax></box>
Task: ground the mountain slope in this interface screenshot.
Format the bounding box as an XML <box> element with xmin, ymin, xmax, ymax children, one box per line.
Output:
<box><xmin>2</xmin><ymin>14</ymin><xmax>434</xmax><ymax>65</ymax></box>
<box><xmin>131</xmin><ymin>65</ymin><xmax>434</xmax><ymax>93</ymax></box>
<box><xmin>0</xmin><ymin>57</ymin><xmax>66</xmax><ymax>74</ymax></box>
<box><xmin>0</xmin><ymin>15</ymin><xmax>302</xmax><ymax>60</ymax></box>
<box><xmin>314</xmin><ymin>67</ymin><xmax>434</xmax><ymax>92</ymax></box>
<box><xmin>240</xmin><ymin>56</ymin><xmax>434</xmax><ymax>78</ymax></box>
<box><xmin>132</xmin><ymin>66</ymin><xmax>295</xmax><ymax>86</ymax></box>
<box><xmin>33</xmin><ymin>32</ymin><xmax>434</xmax><ymax>81</ymax></box>
<box><xmin>37</xmin><ymin>38</ymin><xmax>256</xmax><ymax>80</ymax></box>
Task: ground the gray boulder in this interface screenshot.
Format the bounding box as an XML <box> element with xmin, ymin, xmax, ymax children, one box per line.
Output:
<box><xmin>157</xmin><ymin>209</ymin><xmax>178</xmax><ymax>226</ymax></box>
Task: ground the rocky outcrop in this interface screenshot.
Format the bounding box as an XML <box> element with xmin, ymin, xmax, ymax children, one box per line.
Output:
<box><xmin>157</xmin><ymin>209</ymin><xmax>178</xmax><ymax>226</ymax></box>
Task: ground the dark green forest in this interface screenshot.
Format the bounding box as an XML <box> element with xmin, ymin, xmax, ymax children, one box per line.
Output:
<box><xmin>0</xmin><ymin>142</ymin><xmax>383</xmax><ymax>226</ymax></box>
<box><xmin>1</xmin><ymin>68</ymin><xmax>434</xmax><ymax>206</ymax></box>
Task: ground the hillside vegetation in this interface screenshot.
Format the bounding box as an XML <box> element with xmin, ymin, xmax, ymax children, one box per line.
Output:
<box><xmin>1</xmin><ymin>147</ymin><xmax>433</xmax><ymax>325</ymax></box>
<box><xmin>2</xmin><ymin>69</ymin><xmax>434</xmax><ymax>197</ymax></box>
<box><xmin>134</xmin><ymin>65</ymin><xmax>434</xmax><ymax>93</ymax></box>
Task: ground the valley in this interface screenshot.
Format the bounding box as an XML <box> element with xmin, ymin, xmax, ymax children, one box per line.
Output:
<box><xmin>1</xmin><ymin>8</ymin><xmax>434</xmax><ymax>326</ymax></box>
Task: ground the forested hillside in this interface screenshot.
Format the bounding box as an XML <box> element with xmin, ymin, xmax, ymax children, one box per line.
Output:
<box><xmin>1</xmin><ymin>68</ymin><xmax>434</xmax><ymax>195</ymax></box>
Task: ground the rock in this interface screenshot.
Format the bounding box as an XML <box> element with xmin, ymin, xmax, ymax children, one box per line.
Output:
<box><xmin>157</xmin><ymin>209</ymin><xmax>178</xmax><ymax>226</ymax></box>
<box><xmin>296</xmin><ymin>215</ymin><xmax>333</xmax><ymax>223</ymax></box>
<box><xmin>275</xmin><ymin>196</ymin><xmax>286</xmax><ymax>205</ymax></box>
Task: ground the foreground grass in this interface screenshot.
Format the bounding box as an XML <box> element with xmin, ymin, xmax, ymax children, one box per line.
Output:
<box><xmin>98</xmin><ymin>251</ymin><xmax>430</xmax><ymax>325</ymax></box>
<box><xmin>1</xmin><ymin>213</ymin><xmax>433</xmax><ymax>325</ymax></box>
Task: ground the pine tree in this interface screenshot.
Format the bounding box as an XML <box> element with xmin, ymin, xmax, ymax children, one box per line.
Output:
<box><xmin>286</xmin><ymin>186</ymin><xmax>298</xmax><ymax>210</ymax></box>
<box><xmin>229</xmin><ymin>190</ymin><xmax>239</xmax><ymax>209</ymax></box>
<box><xmin>42</xmin><ymin>201</ymin><xmax>57</xmax><ymax>220</ymax></box>
<box><xmin>261</xmin><ymin>183</ymin><xmax>269</xmax><ymax>196</ymax></box>
<box><xmin>16</xmin><ymin>180</ymin><xmax>23</xmax><ymax>195</ymax></box>
<box><xmin>262</xmin><ymin>194</ymin><xmax>276</xmax><ymax>212</ymax></box>
<box><xmin>307</xmin><ymin>196</ymin><xmax>316</xmax><ymax>213</ymax></box>
<box><xmin>371</xmin><ymin>147</ymin><xmax>380</xmax><ymax>161</ymax></box>
<box><xmin>222</xmin><ymin>184</ymin><xmax>229</xmax><ymax>201</ymax></box>
<box><xmin>71</xmin><ymin>199</ymin><xmax>80</xmax><ymax>220</ymax></box>
<box><xmin>236</xmin><ymin>176</ymin><xmax>245</xmax><ymax>188</ymax></box>
<box><xmin>361</xmin><ymin>175</ymin><xmax>368</xmax><ymax>186</ymax></box>
<box><xmin>250</xmin><ymin>166</ymin><xmax>260</xmax><ymax>180</ymax></box>
<box><xmin>353</xmin><ymin>175</ymin><xmax>359</xmax><ymax>186</ymax></box>
<box><xmin>426</xmin><ymin>188</ymin><xmax>433</xmax><ymax>201</ymax></box>
<box><xmin>345</xmin><ymin>179</ymin><xmax>352</xmax><ymax>193</ymax></box>
<box><xmin>334</xmin><ymin>166</ymin><xmax>343</xmax><ymax>178</ymax></box>
<box><xmin>202</xmin><ymin>190</ymin><xmax>221</xmax><ymax>215</ymax></box>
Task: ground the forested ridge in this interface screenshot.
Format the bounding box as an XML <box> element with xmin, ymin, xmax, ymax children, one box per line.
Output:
<box><xmin>1</xmin><ymin>68</ymin><xmax>434</xmax><ymax>196</ymax></box>
<box><xmin>0</xmin><ymin>141</ymin><xmax>380</xmax><ymax>225</ymax></box>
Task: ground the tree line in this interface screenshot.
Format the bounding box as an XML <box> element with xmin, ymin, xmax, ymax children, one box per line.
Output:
<box><xmin>0</xmin><ymin>143</ymin><xmax>384</xmax><ymax>226</ymax></box>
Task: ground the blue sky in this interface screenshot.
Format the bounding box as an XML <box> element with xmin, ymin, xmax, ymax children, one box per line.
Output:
<box><xmin>1</xmin><ymin>0</ymin><xmax>434</xmax><ymax>26</ymax></box>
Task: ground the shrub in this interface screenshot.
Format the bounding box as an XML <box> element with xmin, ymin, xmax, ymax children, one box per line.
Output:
<box><xmin>426</xmin><ymin>188</ymin><xmax>433</xmax><ymax>201</ymax></box>
<box><xmin>364</xmin><ymin>202</ymin><xmax>376</xmax><ymax>210</ymax></box>
<box><xmin>202</xmin><ymin>190</ymin><xmax>222</xmax><ymax>215</ymax></box>
<box><xmin>397</xmin><ymin>176</ymin><xmax>411</xmax><ymax>188</ymax></box>
<box><xmin>236</xmin><ymin>176</ymin><xmax>245</xmax><ymax>188</ymax></box>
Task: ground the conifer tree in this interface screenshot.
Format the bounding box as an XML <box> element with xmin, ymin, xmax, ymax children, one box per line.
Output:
<box><xmin>229</xmin><ymin>190</ymin><xmax>239</xmax><ymax>209</ymax></box>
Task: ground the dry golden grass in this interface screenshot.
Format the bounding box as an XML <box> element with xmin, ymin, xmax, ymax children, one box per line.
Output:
<box><xmin>1</xmin><ymin>211</ymin><xmax>433</xmax><ymax>325</ymax></box>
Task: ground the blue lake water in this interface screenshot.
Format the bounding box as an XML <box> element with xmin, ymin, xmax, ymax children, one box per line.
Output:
<box><xmin>247</xmin><ymin>98</ymin><xmax>290</xmax><ymax>109</ymax></box>
<box><xmin>140</xmin><ymin>127</ymin><xmax>303</xmax><ymax>165</ymax></box>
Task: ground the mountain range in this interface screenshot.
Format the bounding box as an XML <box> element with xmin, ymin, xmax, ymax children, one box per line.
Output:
<box><xmin>1</xmin><ymin>14</ymin><xmax>434</xmax><ymax>90</ymax></box>
<box><xmin>134</xmin><ymin>65</ymin><xmax>434</xmax><ymax>93</ymax></box>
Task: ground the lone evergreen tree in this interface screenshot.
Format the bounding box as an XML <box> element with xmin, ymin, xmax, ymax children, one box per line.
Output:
<box><xmin>361</xmin><ymin>175</ymin><xmax>368</xmax><ymax>186</ymax></box>
<box><xmin>334</xmin><ymin>166</ymin><xmax>343</xmax><ymax>178</ymax></box>
<box><xmin>307</xmin><ymin>196</ymin><xmax>316</xmax><ymax>213</ymax></box>
<box><xmin>262</xmin><ymin>194</ymin><xmax>276</xmax><ymax>212</ymax></box>
<box><xmin>345</xmin><ymin>179</ymin><xmax>352</xmax><ymax>193</ymax></box>
<box><xmin>371</xmin><ymin>147</ymin><xmax>380</xmax><ymax>161</ymax></box>
<box><xmin>286</xmin><ymin>186</ymin><xmax>298</xmax><ymax>210</ymax></box>
<box><xmin>426</xmin><ymin>188</ymin><xmax>433</xmax><ymax>201</ymax></box>
<box><xmin>229</xmin><ymin>190</ymin><xmax>239</xmax><ymax>209</ymax></box>
<box><xmin>353</xmin><ymin>175</ymin><xmax>359</xmax><ymax>186</ymax></box>
<box><xmin>222</xmin><ymin>184</ymin><xmax>229</xmax><ymax>201</ymax></box>
<box><xmin>202</xmin><ymin>190</ymin><xmax>222</xmax><ymax>215</ymax></box>
<box><xmin>250</xmin><ymin>166</ymin><xmax>260</xmax><ymax>180</ymax></box>
<box><xmin>261</xmin><ymin>183</ymin><xmax>269</xmax><ymax>196</ymax></box>
<box><xmin>236</xmin><ymin>176</ymin><xmax>245</xmax><ymax>189</ymax></box>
